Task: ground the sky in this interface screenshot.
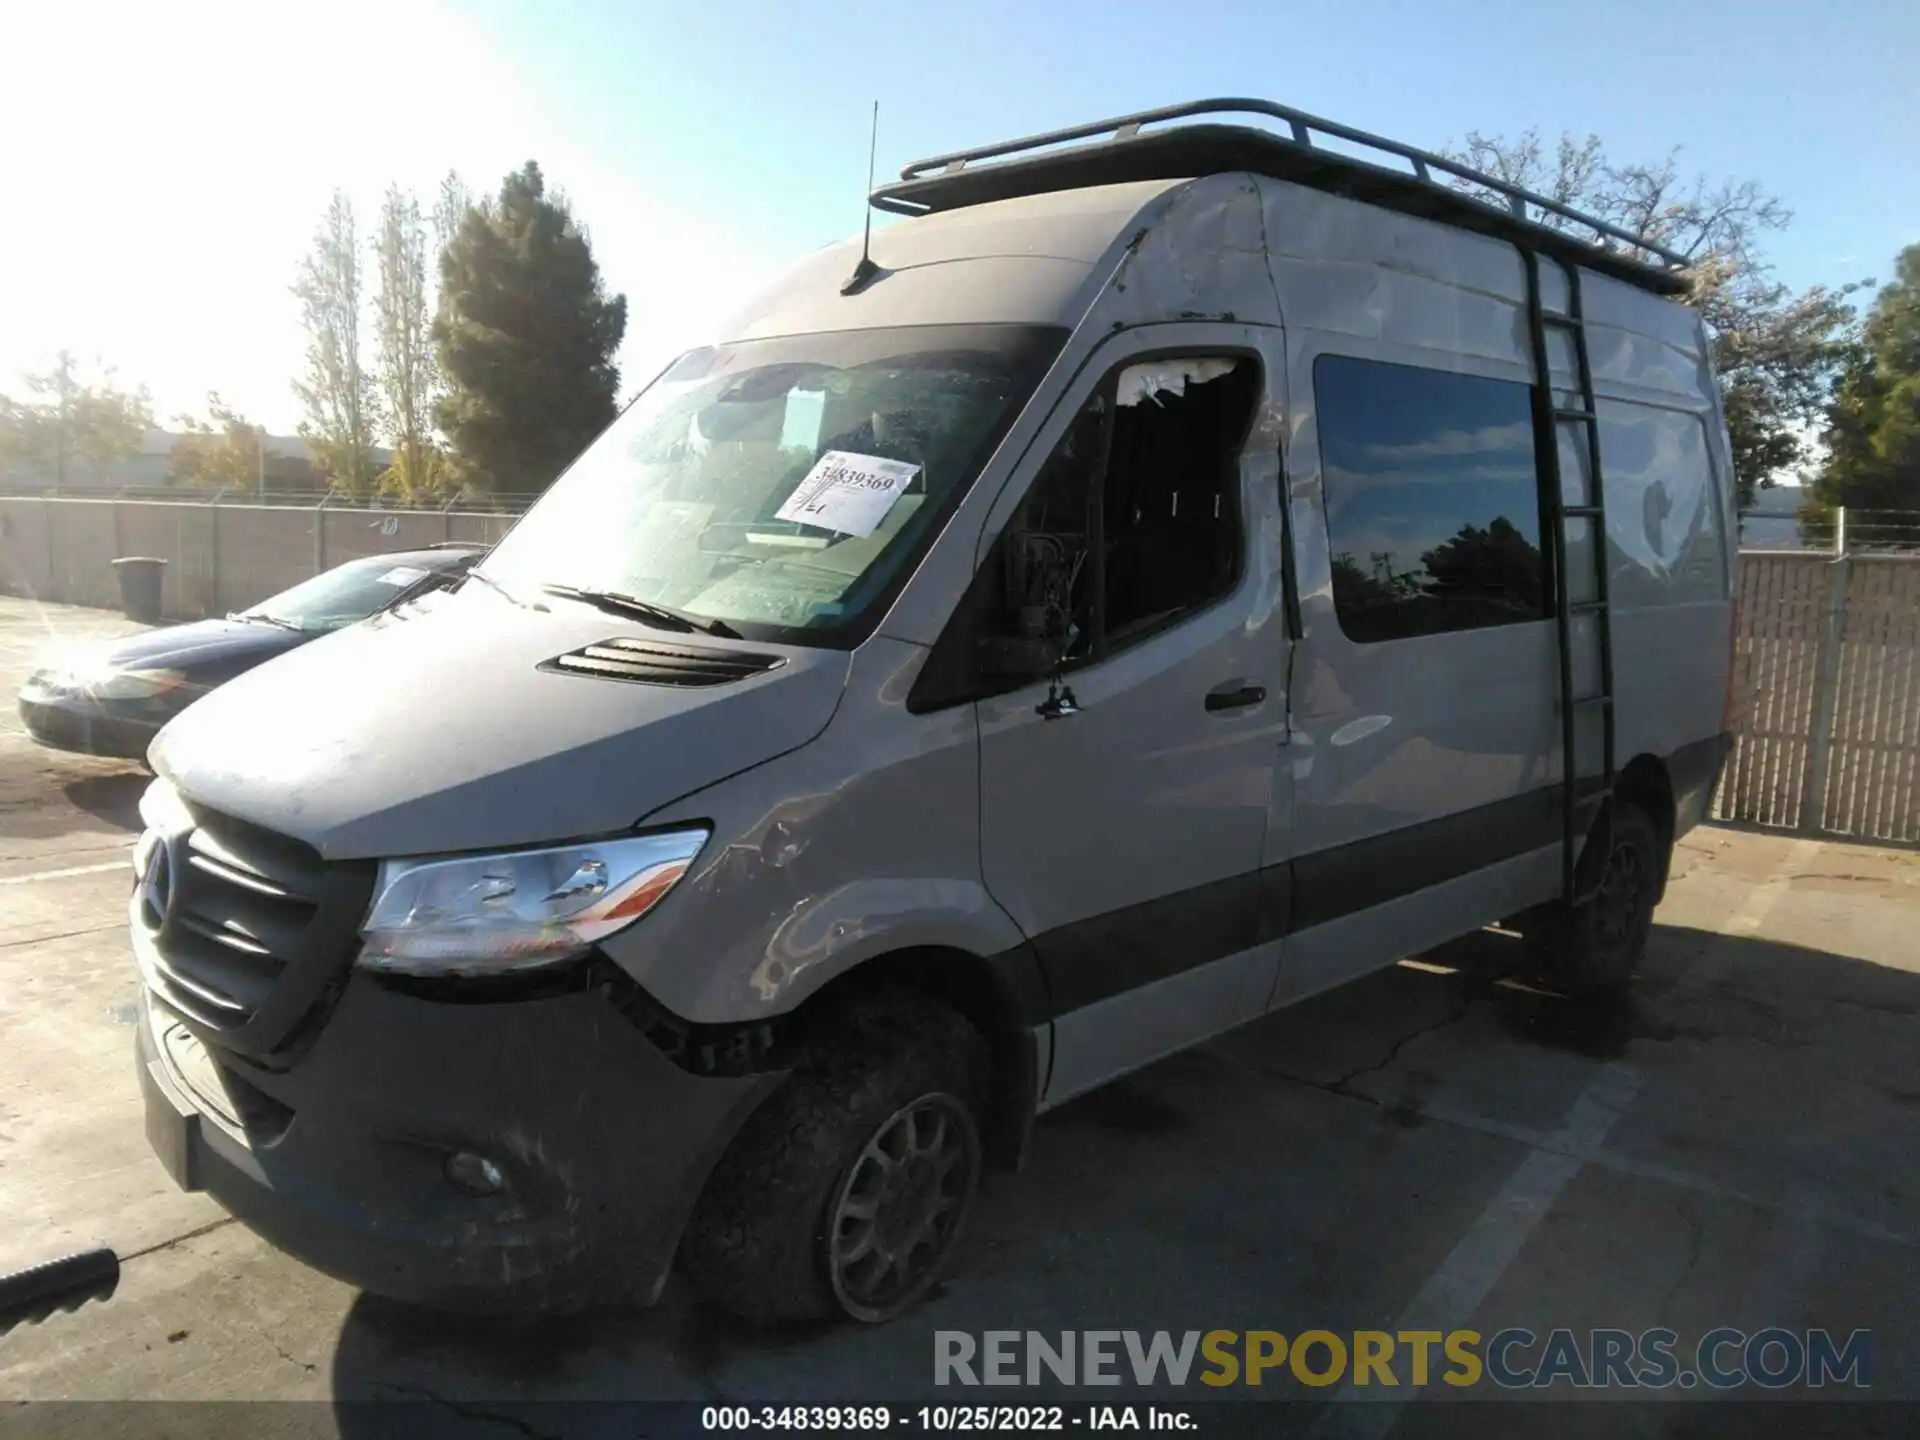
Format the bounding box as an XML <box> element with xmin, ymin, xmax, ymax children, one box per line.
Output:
<box><xmin>3</xmin><ymin>0</ymin><xmax>1914</xmax><ymax>436</ymax></box>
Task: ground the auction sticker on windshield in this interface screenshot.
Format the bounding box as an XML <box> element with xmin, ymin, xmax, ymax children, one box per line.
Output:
<box><xmin>775</xmin><ymin>451</ymin><xmax>920</xmax><ymax>538</ymax></box>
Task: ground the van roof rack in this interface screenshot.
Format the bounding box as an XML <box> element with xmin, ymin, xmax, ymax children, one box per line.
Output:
<box><xmin>871</xmin><ymin>98</ymin><xmax>1693</xmax><ymax>298</ymax></box>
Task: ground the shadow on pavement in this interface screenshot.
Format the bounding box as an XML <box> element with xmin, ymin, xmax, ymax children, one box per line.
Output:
<box><xmin>61</xmin><ymin>772</ymin><xmax>147</xmax><ymax>833</ymax></box>
<box><xmin>0</xmin><ymin>756</ymin><xmax>145</xmax><ymax>844</ymax></box>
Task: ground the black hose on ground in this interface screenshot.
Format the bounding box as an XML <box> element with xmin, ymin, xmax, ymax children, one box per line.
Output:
<box><xmin>0</xmin><ymin>1248</ymin><xmax>120</xmax><ymax>1335</ymax></box>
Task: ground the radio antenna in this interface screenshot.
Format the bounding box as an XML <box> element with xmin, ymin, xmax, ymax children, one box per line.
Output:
<box><xmin>840</xmin><ymin>100</ymin><xmax>883</xmax><ymax>296</ymax></box>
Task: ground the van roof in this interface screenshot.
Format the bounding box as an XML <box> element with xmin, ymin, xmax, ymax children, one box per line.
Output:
<box><xmin>871</xmin><ymin>98</ymin><xmax>1694</xmax><ymax>299</ymax></box>
<box><xmin>718</xmin><ymin>179</ymin><xmax>1183</xmax><ymax>341</ymax></box>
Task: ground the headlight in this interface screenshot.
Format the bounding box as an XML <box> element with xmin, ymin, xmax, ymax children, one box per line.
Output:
<box><xmin>87</xmin><ymin>668</ymin><xmax>184</xmax><ymax>700</ymax></box>
<box><xmin>358</xmin><ymin>828</ymin><xmax>710</xmax><ymax>976</ymax></box>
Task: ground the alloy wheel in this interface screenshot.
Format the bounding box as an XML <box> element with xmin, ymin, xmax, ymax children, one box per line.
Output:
<box><xmin>1593</xmin><ymin>836</ymin><xmax>1645</xmax><ymax>954</ymax></box>
<box><xmin>826</xmin><ymin>1092</ymin><xmax>980</xmax><ymax>1322</ymax></box>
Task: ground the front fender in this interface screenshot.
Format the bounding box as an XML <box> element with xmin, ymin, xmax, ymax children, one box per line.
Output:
<box><xmin>742</xmin><ymin>875</ymin><xmax>1030</xmax><ymax>1013</ymax></box>
<box><xmin>604</xmin><ymin>637</ymin><xmax>1036</xmax><ymax>1026</ymax></box>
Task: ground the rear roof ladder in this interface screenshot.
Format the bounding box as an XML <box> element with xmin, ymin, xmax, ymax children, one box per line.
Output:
<box><xmin>1525</xmin><ymin>252</ymin><xmax>1617</xmax><ymax>903</ymax></box>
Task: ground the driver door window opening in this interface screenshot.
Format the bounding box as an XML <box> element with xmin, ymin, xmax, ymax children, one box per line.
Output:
<box><xmin>980</xmin><ymin>355</ymin><xmax>1260</xmax><ymax>687</ymax></box>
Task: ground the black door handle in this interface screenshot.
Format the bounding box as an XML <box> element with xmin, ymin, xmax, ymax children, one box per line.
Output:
<box><xmin>1205</xmin><ymin>682</ymin><xmax>1266</xmax><ymax>713</ymax></box>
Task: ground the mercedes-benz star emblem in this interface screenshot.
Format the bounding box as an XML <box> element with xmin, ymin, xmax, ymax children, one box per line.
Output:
<box><xmin>139</xmin><ymin>839</ymin><xmax>174</xmax><ymax>931</ymax></box>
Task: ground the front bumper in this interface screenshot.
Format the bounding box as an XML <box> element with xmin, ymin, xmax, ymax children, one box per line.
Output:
<box><xmin>19</xmin><ymin>692</ymin><xmax>162</xmax><ymax>760</ymax></box>
<box><xmin>137</xmin><ymin>973</ymin><xmax>782</xmax><ymax>1312</ymax></box>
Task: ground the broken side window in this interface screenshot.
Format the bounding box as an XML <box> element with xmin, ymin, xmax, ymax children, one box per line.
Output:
<box><xmin>980</xmin><ymin>356</ymin><xmax>1259</xmax><ymax>679</ymax></box>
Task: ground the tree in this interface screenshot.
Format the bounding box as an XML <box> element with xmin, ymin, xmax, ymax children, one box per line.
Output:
<box><xmin>1812</xmin><ymin>244</ymin><xmax>1920</xmax><ymax>514</ymax></box>
<box><xmin>0</xmin><ymin>352</ymin><xmax>154</xmax><ymax>485</ymax></box>
<box><xmin>377</xmin><ymin>440</ymin><xmax>455</xmax><ymax>501</ymax></box>
<box><xmin>1422</xmin><ymin>516</ymin><xmax>1545</xmax><ymax>616</ymax></box>
<box><xmin>1441</xmin><ymin>131</ymin><xmax>1864</xmax><ymax>506</ymax></box>
<box><xmin>1695</xmin><ymin>255</ymin><xmax>1866</xmax><ymax>496</ymax></box>
<box><xmin>0</xmin><ymin>352</ymin><xmax>79</xmax><ymax>482</ymax></box>
<box><xmin>426</xmin><ymin>170</ymin><xmax>471</xmax><ymax>457</ymax></box>
<box><xmin>71</xmin><ymin>380</ymin><xmax>156</xmax><ymax>483</ymax></box>
<box><xmin>170</xmin><ymin>393</ymin><xmax>272</xmax><ymax>491</ymax></box>
<box><xmin>1329</xmin><ymin>550</ymin><xmax>1419</xmax><ymax>615</ymax></box>
<box><xmin>373</xmin><ymin>185</ymin><xmax>439</xmax><ymax>501</ymax></box>
<box><xmin>434</xmin><ymin>161</ymin><xmax>627</xmax><ymax>494</ymax></box>
<box><xmin>292</xmin><ymin>190</ymin><xmax>379</xmax><ymax>497</ymax></box>
<box><xmin>432</xmin><ymin>169</ymin><xmax>470</xmax><ymax>256</ymax></box>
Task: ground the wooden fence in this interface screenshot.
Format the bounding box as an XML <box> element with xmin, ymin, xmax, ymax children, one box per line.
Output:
<box><xmin>1715</xmin><ymin>550</ymin><xmax>1920</xmax><ymax>843</ymax></box>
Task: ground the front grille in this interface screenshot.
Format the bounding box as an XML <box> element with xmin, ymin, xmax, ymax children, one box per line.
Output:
<box><xmin>137</xmin><ymin>804</ymin><xmax>370</xmax><ymax>1058</ymax></box>
<box><xmin>141</xmin><ymin>809</ymin><xmax>322</xmax><ymax>1027</ymax></box>
<box><xmin>546</xmin><ymin>637</ymin><xmax>785</xmax><ymax>687</ymax></box>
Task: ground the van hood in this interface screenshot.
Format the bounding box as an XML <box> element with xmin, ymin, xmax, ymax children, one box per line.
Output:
<box><xmin>151</xmin><ymin>585</ymin><xmax>850</xmax><ymax>860</ymax></box>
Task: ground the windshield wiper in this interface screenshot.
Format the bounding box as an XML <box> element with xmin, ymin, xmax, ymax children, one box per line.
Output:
<box><xmin>539</xmin><ymin>584</ymin><xmax>741</xmax><ymax>639</ymax></box>
<box><xmin>232</xmin><ymin>611</ymin><xmax>301</xmax><ymax>632</ymax></box>
<box><xmin>464</xmin><ymin>567</ymin><xmax>546</xmax><ymax>610</ymax></box>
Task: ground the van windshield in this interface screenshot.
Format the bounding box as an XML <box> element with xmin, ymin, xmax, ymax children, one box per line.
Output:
<box><xmin>480</xmin><ymin>323</ymin><xmax>1065</xmax><ymax>647</ymax></box>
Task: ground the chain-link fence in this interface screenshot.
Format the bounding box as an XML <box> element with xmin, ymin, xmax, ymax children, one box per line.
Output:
<box><xmin>1737</xmin><ymin>504</ymin><xmax>1920</xmax><ymax>555</ymax></box>
<box><xmin>0</xmin><ymin>480</ymin><xmax>536</xmax><ymax>516</ymax></box>
<box><xmin>1715</xmin><ymin>535</ymin><xmax>1920</xmax><ymax>844</ymax></box>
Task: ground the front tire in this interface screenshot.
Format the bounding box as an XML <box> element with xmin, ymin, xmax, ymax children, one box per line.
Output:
<box><xmin>1527</xmin><ymin>800</ymin><xmax>1663</xmax><ymax>997</ymax></box>
<box><xmin>681</xmin><ymin>990</ymin><xmax>989</xmax><ymax>1325</ymax></box>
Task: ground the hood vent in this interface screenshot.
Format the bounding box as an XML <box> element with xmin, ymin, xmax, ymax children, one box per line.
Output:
<box><xmin>546</xmin><ymin>637</ymin><xmax>786</xmax><ymax>688</ymax></box>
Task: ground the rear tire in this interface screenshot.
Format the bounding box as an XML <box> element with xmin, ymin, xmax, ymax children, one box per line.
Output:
<box><xmin>1527</xmin><ymin>800</ymin><xmax>1662</xmax><ymax>997</ymax></box>
<box><xmin>681</xmin><ymin>989</ymin><xmax>990</xmax><ymax>1325</ymax></box>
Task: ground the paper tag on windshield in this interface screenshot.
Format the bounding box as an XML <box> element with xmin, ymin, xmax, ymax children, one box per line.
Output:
<box><xmin>774</xmin><ymin>451</ymin><xmax>920</xmax><ymax>538</ymax></box>
<box><xmin>376</xmin><ymin>565</ymin><xmax>428</xmax><ymax>586</ymax></box>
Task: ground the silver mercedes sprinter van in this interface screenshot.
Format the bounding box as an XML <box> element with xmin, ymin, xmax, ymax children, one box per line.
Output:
<box><xmin>132</xmin><ymin>100</ymin><xmax>1735</xmax><ymax>1325</ymax></box>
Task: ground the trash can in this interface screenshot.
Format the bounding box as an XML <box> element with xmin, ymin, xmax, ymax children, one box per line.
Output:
<box><xmin>110</xmin><ymin>557</ymin><xmax>167</xmax><ymax>624</ymax></box>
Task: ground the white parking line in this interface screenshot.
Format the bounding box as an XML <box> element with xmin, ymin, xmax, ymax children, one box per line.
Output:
<box><xmin>1310</xmin><ymin>1062</ymin><xmax>1642</xmax><ymax>1438</ymax></box>
<box><xmin>0</xmin><ymin>859</ymin><xmax>130</xmax><ymax>885</ymax></box>
<box><xmin>1409</xmin><ymin>1095</ymin><xmax>1918</xmax><ymax>1249</ymax></box>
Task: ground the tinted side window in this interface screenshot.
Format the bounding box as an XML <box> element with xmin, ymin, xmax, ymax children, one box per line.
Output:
<box><xmin>1314</xmin><ymin>355</ymin><xmax>1546</xmax><ymax>645</ymax></box>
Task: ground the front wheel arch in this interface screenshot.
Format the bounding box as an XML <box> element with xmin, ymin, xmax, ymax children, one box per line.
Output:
<box><xmin>681</xmin><ymin>986</ymin><xmax>993</xmax><ymax>1324</ymax></box>
<box><xmin>787</xmin><ymin>945</ymin><xmax>1044</xmax><ymax>1174</ymax></box>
